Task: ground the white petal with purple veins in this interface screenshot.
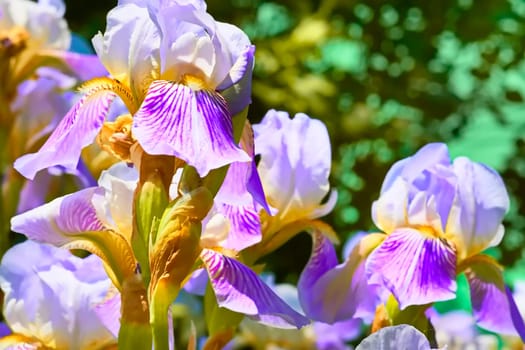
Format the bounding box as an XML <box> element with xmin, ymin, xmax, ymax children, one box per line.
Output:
<box><xmin>366</xmin><ymin>228</ymin><xmax>457</xmax><ymax>308</ymax></box>
<box><xmin>133</xmin><ymin>80</ymin><xmax>249</xmax><ymax>176</ymax></box>
<box><xmin>201</xmin><ymin>249</ymin><xmax>310</xmax><ymax>329</ymax></box>
<box><xmin>14</xmin><ymin>90</ymin><xmax>116</xmax><ymax>180</ymax></box>
<box><xmin>11</xmin><ymin>188</ymin><xmax>106</xmax><ymax>245</ymax></box>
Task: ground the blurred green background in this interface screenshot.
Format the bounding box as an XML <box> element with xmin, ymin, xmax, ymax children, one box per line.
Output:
<box><xmin>64</xmin><ymin>0</ymin><xmax>525</xmax><ymax>285</ymax></box>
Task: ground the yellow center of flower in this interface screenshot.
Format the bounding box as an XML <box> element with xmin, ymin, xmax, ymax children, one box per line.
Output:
<box><xmin>181</xmin><ymin>74</ymin><xmax>207</xmax><ymax>91</ymax></box>
<box><xmin>0</xmin><ymin>27</ymin><xmax>29</xmax><ymax>58</ymax></box>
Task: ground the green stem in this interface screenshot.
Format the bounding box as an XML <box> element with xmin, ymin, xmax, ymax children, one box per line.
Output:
<box><xmin>150</xmin><ymin>287</ymin><xmax>177</xmax><ymax>350</ymax></box>
<box><xmin>119</xmin><ymin>274</ymin><xmax>152</xmax><ymax>350</ymax></box>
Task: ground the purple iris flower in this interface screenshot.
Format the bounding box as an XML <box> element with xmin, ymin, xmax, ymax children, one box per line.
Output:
<box><xmin>14</xmin><ymin>0</ymin><xmax>254</xmax><ymax>180</ymax></box>
<box><xmin>0</xmin><ymin>240</ymin><xmax>116</xmax><ymax>349</ymax></box>
<box><xmin>365</xmin><ymin>143</ymin><xmax>524</xmax><ymax>338</ymax></box>
<box><xmin>11</xmin><ymin>162</ymin><xmax>309</xmax><ymax>330</ymax></box>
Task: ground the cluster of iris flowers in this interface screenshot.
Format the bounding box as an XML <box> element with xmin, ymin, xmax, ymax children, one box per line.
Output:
<box><xmin>0</xmin><ymin>0</ymin><xmax>524</xmax><ymax>349</ymax></box>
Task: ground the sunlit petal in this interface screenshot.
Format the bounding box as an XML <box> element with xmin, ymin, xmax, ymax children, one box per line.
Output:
<box><xmin>201</xmin><ymin>249</ymin><xmax>310</xmax><ymax>329</ymax></box>
<box><xmin>132</xmin><ymin>80</ymin><xmax>249</xmax><ymax>176</ymax></box>
<box><xmin>14</xmin><ymin>90</ymin><xmax>116</xmax><ymax>180</ymax></box>
<box><xmin>11</xmin><ymin>188</ymin><xmax>106</xmax><ymax>245</ymax></box>
<box><xmin>447</xmin><ymin>158</ymin><xmax>510</xmax><ymax>258</ymax></box>
<box><xmin>366</xmin><ymin>228</ymin><xmax>457</xmax><ymax>308</ymax></box>
<box><xmin>217</xmin><ymin>203</ymin><xmax>261</xmax><ymax>251</ymax></box>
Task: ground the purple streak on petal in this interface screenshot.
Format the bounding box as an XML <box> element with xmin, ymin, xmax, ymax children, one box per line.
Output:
<box><xmin>94</xmin><ymin>292</ymin><xmax>121</xmax><ymax>338</ymax></box>
<box><xmin>299</xmin><ymin>232</ymin><xmax>378</xmax><ymax>323</ymax></box>
<box><xmin>11</xmin><ymin>188</ymin><xmax>106</xmax><ymax>245</ymax></box>
<box><xmin>215</xmin><ymin>124</ymin><xmax>270</xmax><ymax>213</ymax></box>
<box><xmin>465</xmin><ymin>259</ymin><xmax>521</xmax><ymax>336</ymax></box>
<box><xmin>506</xmin><ymin>286</ymin><xmax>525</xmax><ymax>342</ymax></box>
<box><xmin>247</xmin><ymin>160</ymin><xmax>271</xmax><ymax>213</ymax></box>
<box><xmin>201</xmin><ymin>249</ymin><xmax>310</xmax><ymax>329</ymax></box>
<box><xmin>14</xmin><ymin>90</ymin><xmax>116</xmax><ymax>180</ymax></box>
<box><xmin>218</xmin><ymin>203</ymin><xmax>262</xmax><ymax>251</ymax></box>
<box><xmin>366</xmin><ymin>228</ymin><xmax>457</xmax><ymax>308</ymax></box>
<box><xmin>132</xmin><ymin>81</ymin><xmax>249</xmax><ymax>176</ymax></box>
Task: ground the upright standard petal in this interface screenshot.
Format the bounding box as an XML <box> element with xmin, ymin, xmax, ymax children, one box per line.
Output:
<box><xmin>132</xmin><ymin>80</ymin><xmax>249</xmax><ymax>176</ymax></box>
<box><xmin>447</xmin><ymin>158</ymin><xmax>510</xmax><ymax>258</ymax></box>
<box><xmin>14</xmin><ymin>89</ymin><xmax>116</xmax><ymax>180</ymax></box>
<box><xmin>464</xmin><ymin>255</ymin><xmax>523</xmax><ymax>337</ymax></box>
<box><xmin>366</xmin><ymin>228</ymin><xmax>457</xmax><ymax>308</ymax></box>
<box><xmin>254</xmin><ymin>110</ymin><xmax>334</xmax><ymax>229</ymax></box>
<box><xmin>200</xmin><ymin>249</ymin><xmax>310</xmax><ymax>329</ymax></box>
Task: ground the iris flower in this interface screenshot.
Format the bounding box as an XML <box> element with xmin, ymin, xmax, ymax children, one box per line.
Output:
<box><xmin>11</xmin><ymin>163</ymin><xmax>309</xmax><ymax>330</ymax></box>
<box><xmin>365</xmin><ymin>143</ymin><xmax>524</xmax><ymax>336</ymax></box>
<box><xmin>14</xmin><ymin>0</ymin><xmax>253</xmax><ymax>180</ymax></box>
<box><xmin>0</xmin><ymin>240</ymin><xmax>116</xmax><ymax>349</ymax></box>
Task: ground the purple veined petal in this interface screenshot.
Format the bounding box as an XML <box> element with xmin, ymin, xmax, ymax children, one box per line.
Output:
<box><xmin>10</xmin><ymin>188</ymin><xmax>106</xmax><ymax>246</ymax></box>
<box><xmin>355</xmin><ymin>325</ymin><xmax>431</xmax><ymax>350</ymax></box>
<box><xmin>14</xmin><ymin>89</ymin><xmax>116</xmax><ymax>180</ymax></box>
<box><xmin>447</xmin><ymin>157</ymin><xmax>510</xmax><ymax>258</ymax></box>
<box><xmin>200</xmin><ymin>249</ymin><xmax>310</xmax><ymax>329</ymax></box>
<box><xmin>366</xmin><ymin>228</ymin><xmax>457</xmax><ymax>309</ymax></box>
<box><xmin>299</xmin><ymin>232</ymin><xmax>383</xmax><ymax>323</ymax></box>
<box><xmin>465</xmin><ymin>255</ymin><xmax>523</xmax><ymax>337</ymax></box>
<box><xmin>215</xmin><ymin>121</ymin><xmax>270</xmax><ymax>213</ymax></box>
<box><xmin>94</xmin><ymin>291</ymin><xmax>122</xmax><ymax>338</ymax></box>
<box><xmin>132</xmin><ymin>80</ymin><xmax>249</xmax><ymax>177</ymax></box>
<box><xmin>217</xmin><ymin>203</ymin><xmax>262</xmax><ymax>251</ymax></box>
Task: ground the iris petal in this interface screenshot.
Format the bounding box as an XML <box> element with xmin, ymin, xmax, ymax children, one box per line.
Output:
<box><xmin>11</xmin><ymin>188</ymin><xmax>106</xmax><ymax>245</ymax></box>
<box><xmin>465</xmin><ymin>255</ymin><xmax>524</xmax><ymax>337</ymax></box>
<box><xmin>132</xmin><ymin>80</ymin><xmax>249</xmax><ymax>176</ymax></box>
<box><xmin>200</xmin><ymin>249</ymin><xmax>310</xmax><ymax>329</ymax></box>
<box><xmin>217</xmin><ymin>203</ymin><xmax>261</xmax><ymax>251</ymax></box>
<box><xmin>299</xmin><ymin>232</ymin><xmax>383</xmax><ymax>323</ymax></box>
<box><xmin>448</xmin><ymin>158</ymin><xmax>510</xmax><ymax>257</ymax></box>
<box><xmin>14</xmin><ymin>90</ymin><xmax>116</xmax><ymax>180</ymax></box>
<box><xmin>366</xmin><ymin>228</ymin><xmax>457</xmax><ymax>308</ymax></box>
